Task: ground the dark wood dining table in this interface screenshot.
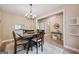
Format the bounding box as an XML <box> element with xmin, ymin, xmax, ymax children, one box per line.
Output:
<box><xmin>23</xmin><ymin>33</ymin><xmax>39</xmax><ymax>40</ymax></box>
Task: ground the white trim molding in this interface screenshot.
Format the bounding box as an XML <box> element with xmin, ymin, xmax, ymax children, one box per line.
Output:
<box><xmin>65</xmin><ymin>45</ymin><xmax>79</xmax><ymax>53</ymax></box>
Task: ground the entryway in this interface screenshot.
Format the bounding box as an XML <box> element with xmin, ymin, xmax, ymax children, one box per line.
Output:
<box><xmin>38</xmin><ymin>11</ymin><xmax>64</xmax><ymax>48</ymax></box>
<box><xmin>50</xmin><ymin>12</ymin><xmax>63</xmax><ymax>48</ymax></box>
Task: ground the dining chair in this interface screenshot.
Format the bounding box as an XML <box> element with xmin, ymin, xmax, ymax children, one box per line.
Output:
<box><xmin>16</xmin><ymin>31</ymin><xmax>34</xmax><ymax>54</ymax></box>
<box><xmin>32</xmin><ymin>30</ymin><xmax>45</xmax><ymax>54</ymax></box>
<box><xmin>12</xmin><ymin>31</ymin><xmax>29</xmax><ymax>54</ymax></box>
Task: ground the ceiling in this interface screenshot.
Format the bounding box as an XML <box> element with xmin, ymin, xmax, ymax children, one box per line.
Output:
<box><xmin>0</xmin><ymin>4</ymin><xmax>63</xmax><ymax>17</ymax></box>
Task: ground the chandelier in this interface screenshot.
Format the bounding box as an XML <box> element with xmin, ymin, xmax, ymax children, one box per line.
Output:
<box><xmin>25</xmin><ymin>4</ymin><xmax>36</xmax><ymax>20</ymax></box>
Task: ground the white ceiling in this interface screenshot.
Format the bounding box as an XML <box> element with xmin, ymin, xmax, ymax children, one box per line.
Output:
<box><xmin>0</xmin><ymin>4</ymin><xmax>63</xmax><ymax>17</ymax></box>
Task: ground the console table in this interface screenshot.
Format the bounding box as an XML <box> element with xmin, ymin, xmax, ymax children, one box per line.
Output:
<box><xmin>51</xmin><ymin>32</ymin><xmax>62</xmax><ymax>40</ymax></box>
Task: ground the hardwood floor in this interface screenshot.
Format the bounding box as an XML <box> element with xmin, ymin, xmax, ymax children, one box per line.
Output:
<box><xmin>45</xmin><ymin>39</ymin><xmax>63</xmax><ymax>48</ymax></box>
<box><xmin>44</xmin><ymin>34</ymin><xmax>63</xmax><ymax>48</ymax></box>
<box><xmin>64</xmin><ymin>48</ymin><xmax>79</xmax><ymax>54</ymax></box>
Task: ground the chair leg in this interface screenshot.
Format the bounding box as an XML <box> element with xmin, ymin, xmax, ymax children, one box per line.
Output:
<box><xmin>31</xmin><ymin>46</ymin><xmax>33</xmax><ymax>51</ymax></box>
<box><xmin>43</xmin><ymin>40</ymin><xmax>44</xmax><ymax>44</ymax></box>
<box><xmin>41</xmin><ymin>42</ymin><xmax>43</xmax><ymax>52</ymax></box>
<box><xmin>36</xmin><ymin>43</ymin><xmax>38</xmax><ymax>54</ymax></box>
<box><xmin>38</xmin><ymin>42</ymin><xmax>40</xmax><ymax>47</ymax></box>
<box><xmin>26</xmin><ymin>44</ymin><xmax>29</xmax><ymax>54</ymax></box>
<box><xmin>14</xmin><ymin>46</ymin><xmax>17</xmax><ymax>54</ymax></box>
<box><xmin>14</xmin><ymin>50</ymin><xmax>17</xmax><ymax>54</ymax></box>
<box><xmin>26</xmin><ymin>48</ymin><xmax>28</xmax><ymax>54</ymax></box>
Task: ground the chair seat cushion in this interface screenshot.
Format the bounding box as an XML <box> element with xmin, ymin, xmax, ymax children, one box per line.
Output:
<box><xmin>17</xmin><ymin>40</ymin><xmax>28</xmax><ymax>45</ymax></box>
<box><xmin>32</xmin><ymin>38</ymin><xmax>42</xmax><ymax>42</ymax></box>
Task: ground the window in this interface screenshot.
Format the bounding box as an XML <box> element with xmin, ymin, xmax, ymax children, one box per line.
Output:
<box><xmin>15</xmin><ymin>24</ymin><xmax>24</xmax><ymax>30</ymax></box>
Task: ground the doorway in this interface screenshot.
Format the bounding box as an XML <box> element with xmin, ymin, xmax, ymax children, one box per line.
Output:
<box><xmin>49</xmin><ymin>12</ymin><xmax>63</xmax><ymax>48</ymax></box>
<box><xmin>38</xmin><ymin>12</ymin><xmax>64</xmax><ymax>48</ymax></box>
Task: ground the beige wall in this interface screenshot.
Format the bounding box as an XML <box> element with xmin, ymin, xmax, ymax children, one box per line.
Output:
<box><xmin>0</xmin><ymin>11</ymin><xmax>35</xmax><ymax>40</ymax></box>
<box><xmin>0</xmin><ymin>24</ymin><xmax>1</xmax><ymax>41</ymax></box>
<box><xmin>0</xmin><ymin>11</ymin><xmax>2</xmax><ymax>42</ymax></box>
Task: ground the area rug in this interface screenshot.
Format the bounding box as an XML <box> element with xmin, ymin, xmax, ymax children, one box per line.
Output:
<box><xmin>17</xmin><ymin>43</ymin><xmax>69</xmax><ymax>54</ymax></box>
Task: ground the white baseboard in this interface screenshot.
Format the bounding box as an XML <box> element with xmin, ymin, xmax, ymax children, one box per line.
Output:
<box><xmin>64</xmin><ymin>45</ymin><xmax>79</xmax><ymax>53</ymax></box>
